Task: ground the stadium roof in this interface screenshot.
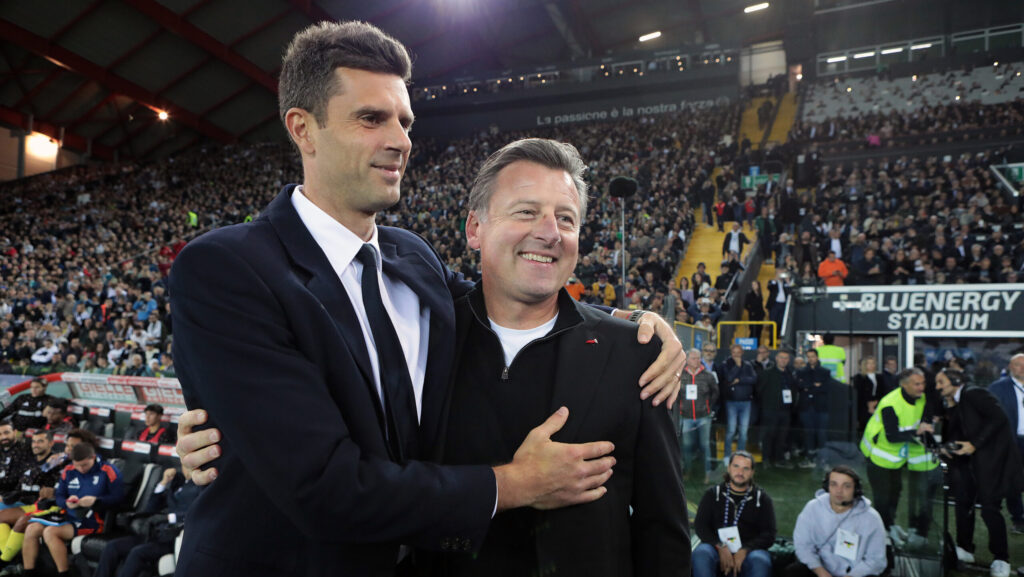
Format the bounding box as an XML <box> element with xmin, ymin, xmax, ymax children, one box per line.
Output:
<box><xmin>0</xmin><ymin>0</ymin><xmax>782</xmax><ymax>161</ymax></box>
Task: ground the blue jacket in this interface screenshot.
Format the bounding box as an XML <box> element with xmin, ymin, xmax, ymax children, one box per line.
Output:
<box><xmin>989</xmin><ymin>376</ymin><xmax>1022</xmax><ymax>437</ymax></box>
<box><xmin>55</xmin><ymin>458</ymin><xmax>125</xmax><ymax>533</ymax></box>
<box><xmin>717</xmin><ymin>359</ymin><xmax>757</xmax><ymax>402</ymax></box>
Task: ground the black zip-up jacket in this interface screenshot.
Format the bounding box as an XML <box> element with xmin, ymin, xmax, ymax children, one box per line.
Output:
<box><xmin>694</xmin><ymin>483</ymin><xmax>777</xmax><ymax>552</ymax></box>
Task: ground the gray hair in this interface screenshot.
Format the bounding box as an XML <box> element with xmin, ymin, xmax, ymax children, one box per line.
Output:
<box><xmin>897</xmin><ymin>367</ymin><xmax>924</xmax><ymax>386</ymax></box>
<box><xmin>278</xmin><ymin>21</ymin><xmax>412</xmax><ymax>129</ymax></box>
<box><xmin>468</xmin><ymin>138</ymin><xmax>588</xmax><ymax>222</ymax></box>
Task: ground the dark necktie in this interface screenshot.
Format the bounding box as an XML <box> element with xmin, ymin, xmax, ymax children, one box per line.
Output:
<box><xmin>356</xmin><ymin>244</ymin><xmax>418</xmax><ymax>462</ymax></box>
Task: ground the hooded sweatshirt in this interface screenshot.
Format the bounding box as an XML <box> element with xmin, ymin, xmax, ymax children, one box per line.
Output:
<box><xmin>793</xmin><ymin>490</ymin><xmax>887</xmax><ymax>577</ymax></box>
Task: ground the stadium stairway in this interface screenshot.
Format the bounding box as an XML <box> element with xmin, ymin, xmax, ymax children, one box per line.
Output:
<box><xmin>765</xmin><ymin>92</ymin><xmax>797</xmax><ymax>145</ymax></box>
<box><xmin>738</xmin><ymin>97</ymin><xmax>770</xmax><ymax>150</ymax></box>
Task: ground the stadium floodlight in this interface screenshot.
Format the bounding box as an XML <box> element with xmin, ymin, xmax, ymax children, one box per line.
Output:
<box><xmin>910</xmin><ymin>43</ymin><xmax>932</xmax><ymax>51</ymax></box>
<box><xmin>157</xmin><ymin>111</ymin><xmax>169</xmax><ymax>121</ymax></box>
<box><xmin>881</xmin><ymin>47</ymin><xmax>903</xmax><ymax>55</ymax></box>
<box><xmin>26</xmin><ymin>133</ymin><xmax>58</xmax><ymax>159</ymax></box>
<box><xmin>853</xmin><ymin>51</ymin><xmax>875</xmax><ymax>59</ymax></box>
<box><xmin>639</xmin><ymin>31</ymin><xmax>661</xmax><ymax>42</ymax></box>
<box><xmin>744</xmin><ymin>2</ymin><xmax>769</xmax><ymax>13</ymax></box>
<box><xmin>826</xmin><ymin>56</ymin><xmax>847</xmax><ymax>63</ymax></box>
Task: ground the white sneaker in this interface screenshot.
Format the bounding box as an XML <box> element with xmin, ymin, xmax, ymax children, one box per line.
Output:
<box><xmin>956</xmin><ymin>546</ymin><xmax>975</xmax><ymax>564</ymax></box>
<box><xmin>991</xmin><ymin>559</ymin><xmax>1011</xmax><ymax>577</ymax></box>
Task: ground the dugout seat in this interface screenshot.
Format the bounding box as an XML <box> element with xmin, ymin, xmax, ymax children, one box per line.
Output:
<box><xmin>82</xmin><ymin>406</ymin><xmax>116</xmax><ymax>437</ymax></box>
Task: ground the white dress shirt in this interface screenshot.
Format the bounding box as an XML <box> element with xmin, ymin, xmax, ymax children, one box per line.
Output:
<box><xmin>291</xmin><ymin>187</ymin><xmax>430</xmax><ymax>421</ymax></box>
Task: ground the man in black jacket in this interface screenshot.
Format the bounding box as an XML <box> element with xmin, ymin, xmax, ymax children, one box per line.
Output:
<box><xmin>796</xmin><ymin>349</ymin><xmax>832</xmax><ymax>466</ymax></box>
<box><xmin>937</xmin><ymin>369</ymin><xmax>1024</xmax><ymax>577</ymax></box>
<box><xmin>757</xmin><ymin>350</ymin><xmax>797</xmax><ymax>468</ymax></box>
<box><xmin>0</xmin><ymin>379</ymin><xmax>50</xmax><ymax>432</ymax></box>
<box><xmin>693</xmin><ymin>452</ymin><xmax>776</xmax><ymax>577</ymax></box>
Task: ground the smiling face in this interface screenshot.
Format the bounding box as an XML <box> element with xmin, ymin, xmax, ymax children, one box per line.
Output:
<box><xmin>287</xmin><ymin>67</ymin><xmax>413</xmax><ymax>238</ymax></box>
<box><xmin>466</xmin><ymin>160</ymin><xmax>580</xmax><ymax>325</ymax></box>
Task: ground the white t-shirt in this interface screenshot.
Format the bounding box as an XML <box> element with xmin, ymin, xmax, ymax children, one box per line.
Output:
<box><xmin>489</xmin><ymin>315</ymin><xmax>558</xmax><ymax>366</ymax></box>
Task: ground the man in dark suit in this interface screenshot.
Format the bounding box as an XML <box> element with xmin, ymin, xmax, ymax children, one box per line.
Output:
<box><xmin>937</xmin><ymin>369</ymin><xmax>1024</xmax><ymax>577</ymax></box>
<box><xmin>170</xmin><ymin>21</ymin><xmax>684</xmax><ymax>577</ymax></box>
<box><xmin>433</xmin><ymin>138</ymin><xmax>688</xmax><ymax>576</ymax></box>
<box><xmin>987</xmin><ymin>353</ymin><xmax>1024</xmax><ymax>533</ymax></box>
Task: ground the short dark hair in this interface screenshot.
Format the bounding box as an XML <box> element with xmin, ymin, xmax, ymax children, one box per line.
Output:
<box><xmin>67</xmin><ymin>428</ymin><xmax>98</xmax><ymax>449</ymax></box>
<box><xmin>278</xmin><ymin>21</ymin><xmax>412</xmax><ymax>130</ymax></box>
<box><xmin>32</xmin><ymin>378</ymin><xmax>48</xmax><ymax>387</ymax></box>
<box><xmin>144</xmin><ymin>404</ymin><xmax>164</xmax><ymax>415</ymax></box>
<box><xmin>822</xmin><ymin>333</ymin><xmax>835</xmax><ymax>345</ymax></box>
<box><xmin>71</xmin><ymin>441</ymin><xmax>96</xmax><ymax>462</ymax></box>
<box><xmin>0</xmin><ymin>419</ymin><xmax>13</xmax><ymax>430</ymax></box>
<box><xmin>46</xmin><ymin>398</ymin><xmax>69</xmax><ymax>413</ymax></box>
<box><xmin>34</xmin><ymin>430</ymin><xmax>55</xmax><ymax>442</ymax></box>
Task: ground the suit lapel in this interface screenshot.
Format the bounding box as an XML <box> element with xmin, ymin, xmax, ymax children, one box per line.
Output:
<box><xmin>549</xmin><ymin>309</ymin><xmax>611</xmax><ymax>442</ymax></box>
<box><xmin>264</xmin><ymin>187</ymin><xmax>386</xmax><ymax>440</ymax></box>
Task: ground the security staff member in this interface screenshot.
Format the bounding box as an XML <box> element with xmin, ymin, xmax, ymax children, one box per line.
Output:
<box><xmin>0</xmin><ymin>379</ymin><xmax>51</xmax><ymax>432</ymax></box>
<box><xmin>815</xmin><ymin>334</ymin><xmax>846</xmax><ymax>384</ymax></box>
<box><xmin>860</xmin><ymin>368</ymin><xmax>939</xmax><ymax>541</ymax></box>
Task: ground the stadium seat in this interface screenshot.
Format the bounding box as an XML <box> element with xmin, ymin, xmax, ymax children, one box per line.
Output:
<box><xmin>82</xmin><ymin>406</ymin><xmax>116</xmax><ymax>437</ymax></box>
<box><xmin>155</xmin><ymin>444</ymin><xmax>180</xmax><ymax>470</ymax></box>
<box><xmin>97</xmin><ymin>437</ymin><xmax>116</xmax><ymax>460</ymax></box>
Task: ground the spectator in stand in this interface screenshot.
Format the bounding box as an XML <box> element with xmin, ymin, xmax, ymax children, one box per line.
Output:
<box><xmin>718</xmin><ymin>345</ymin><xmax>758</xmax><ymax>464</ymax></box>
<box><xmin>817</xmin><ymin>251</ymin><xmax>848</xmax><ymax>287</ymax></box>
<box><xmin>757</xmin><ymin>349</ymin><xmax>797</xmax><ymax>469</ymax></box>
<box><xmin>786</xmin><ymin>466</ymin><xmax>887</xmax><ymax>577</ymax></box>
<box><xmin>591</xmin><ymin>273</ymin><xmax>616</xmax><ymax>307</ymax></box>
<box><xmin>744</xmin><ymin>281</ymin><xmax>766</xmax><ymax>342</ymax></box>
<box><xmin>23</xmin><ymin>442</ymin><xmax>125</xmax><ymax>577</ymax></box>
<box><xmin>136</xmin><ymin>404</ymin><xmax>175</xmax><ymax>445</ymax></box>
<box><xmin>723</xmin><ymin>223</ymin><xmax>750</xmax><ymax>258</ymax></box>
<box><xmin>793</xmin><ymin>232</ymin><xmax>820</xmax><ymax>272</ymax></box>
<box><xmin>797</xmin><ymin>349</ymin><xmax>832</xmax><ymax>467</ymax></box>
<box><xmin>680</xmin><ymin>349</ymin><xmax>719</xmax><ymax>484</ymax></box>
<box><xmin>692</xmin><ymin>452</ymin><xmax>776</xmax><ymax>577</ymax></box>
<box><xmin>692</xmin><ymin>263</ymin><xmax>712</xmax><ymax>294</ymax></box>
<box><xmin>855</xmin><ymin>248</ymin><xmax>887</xmax><ymax>285</ymax></box>
<box><xmin>28</xmin><ymin>340</ymin><xmax>58</xmax><ymax>366</ymax></box>
<box><xmin>0</xmin><ymin>379</ymin><xmax>51</xmax><ymax>432</ymax></box>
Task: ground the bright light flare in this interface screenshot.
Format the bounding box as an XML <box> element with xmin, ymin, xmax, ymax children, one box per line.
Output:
<box><xmin>639</xmin><ymin>31</ymin><xmax>662</xmax><ymax>42</ymax></box>
<box><xmin>744</xmin><ymin>2</ymin><xmax>769</xmax><ymax>13</ymax></box>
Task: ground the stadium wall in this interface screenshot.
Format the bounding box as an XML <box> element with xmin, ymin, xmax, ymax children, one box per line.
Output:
<box><xmin>412</xmin><ymin>67</ymin><xmax>739</xmax><ymax>138</ymax></box>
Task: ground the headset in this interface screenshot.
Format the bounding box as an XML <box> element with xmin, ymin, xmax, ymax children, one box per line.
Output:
<box><xmin>823</xmin><ymin>465</ymin><xmax>863</xmax><ymax>506</ymax></box>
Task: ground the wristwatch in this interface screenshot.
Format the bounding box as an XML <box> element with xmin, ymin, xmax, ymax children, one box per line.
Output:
<box><xmin>628</xmin><ymin>310</ymin><xmax>645</xmax><ymax>323</ymax></box>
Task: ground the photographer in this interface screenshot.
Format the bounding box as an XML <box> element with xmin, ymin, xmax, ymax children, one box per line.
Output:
<box><xmin>936</xmin><ymin>369</ymin><xmax>1023</xmax><ymax>577</ymax></box>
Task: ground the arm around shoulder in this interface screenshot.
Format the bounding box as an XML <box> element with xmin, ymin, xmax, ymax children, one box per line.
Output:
<box><xmin>169</xmin><ymin>237</ymin><xmax>496</xmax><ymax>548</ymax></box>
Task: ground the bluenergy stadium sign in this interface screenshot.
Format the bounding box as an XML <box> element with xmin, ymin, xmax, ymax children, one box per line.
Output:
<box><xmin>856</xmin><ymin>290</ymin><xmax>1021</xmax><ymax>330</ymax></box>
<box><xmin>793</xmin><ymin>284</ymin><xmax>1024</xmax><ymax>333</ymax></box>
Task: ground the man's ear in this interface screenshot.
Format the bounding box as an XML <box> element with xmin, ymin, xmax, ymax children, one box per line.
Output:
<box><xmin>285</xmin><ymin>108</ymin><xmax>317</xmax><ymax>157</ymax></box>
<box><xmin>466</xmin><ymin>210</ymin><xmax>483</xmax><ymax>250</ymax></box>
